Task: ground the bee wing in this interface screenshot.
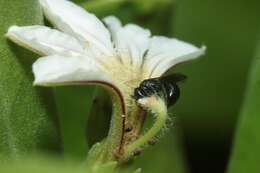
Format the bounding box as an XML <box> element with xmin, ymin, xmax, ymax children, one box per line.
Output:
<box><xmin>159</xmin><ymin>73</ymin><xmax>187</xmax><ymax>84</ymax></box>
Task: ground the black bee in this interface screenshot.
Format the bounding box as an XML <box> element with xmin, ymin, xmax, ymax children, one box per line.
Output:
<box><xmin>134</xmin><ymin>74</ymin><xmax>187</xmax><ymax>107</ymax></box>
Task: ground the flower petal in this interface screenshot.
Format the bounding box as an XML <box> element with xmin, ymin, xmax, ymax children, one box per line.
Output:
<box><xmin>39</xmin><ymin>0</ymin><xmax>114</xmax><ymax>57</ymax></box>
<box><xmin>144</xmin><ymin>36</ymin><xmax>206</xmax><ymax>77</ymax></box>
<box><xmin>103</xmin><ymin>16</ymin><xmax>122</xmax><ymax>42</ymax></box>
<box><xmin>6</xmin><ymin>25</ymin><xmax>84</xmax><ymax>56</ymax></box>
<box><xmin>113</xmin><ymin>24</ymin><xmax>151</xmax><ymax>67</ymax></box>
<box><xmin>33</xmin><ymin>55</ymin><xmax>114</xmax><ymax>86</ymax></box>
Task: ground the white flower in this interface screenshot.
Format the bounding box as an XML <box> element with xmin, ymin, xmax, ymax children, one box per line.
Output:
<box><xmin>6</xmin><ymin>0</ymin><xmax>205</xmax><ymax>108</ymax></box>
<box><xmin>6</xmin><ymin>0</ymin><xmax>206</xmax><ymax>161</ymax></box>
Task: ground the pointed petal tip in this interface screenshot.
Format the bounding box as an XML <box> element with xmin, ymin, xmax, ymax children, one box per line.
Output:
<box><xmin>198</xmin><ymin>45</ymin><xmax>207</xmax><ymax>56</ymax></box>
<box><xmin>147</xmin><ymin>40</ymin><xmax>207</xmax><ymax>78</ymax></box>
<box><xmin>201</xmin><ymin>45</ymin><xmax>207</xmax><ymax>52</ymax></box>
<box><xmin>103</xmin><ymin>15</ymin><xmax>122</xmax><ymax>25</ymax></box>
<box><xmin>5</xmin><ymin>25</ymin><xmax>19</xmax><ymax>38</ymax></box>
<box><xmin>7</xmin><ymin>25</ymin><xmax>19</xmax><ymax>31</ymax></box>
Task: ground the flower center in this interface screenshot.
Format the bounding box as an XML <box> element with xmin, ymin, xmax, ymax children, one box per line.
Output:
<box><xmin>102</xmin><ymin>57</ymin><xmax>148</xmax><ymax>150</ymax></box>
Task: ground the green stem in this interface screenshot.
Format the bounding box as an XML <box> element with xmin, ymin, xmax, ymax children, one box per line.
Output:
<box><xmin>86</xmin><ymin>86</ymin><xmax>124</xmax><ymax>166</ymax></box>
<box><xmin>91</xmin><ymin>90</ymin><xmax>124</xmax><ymax>163</ymax></box>
<box><xmin>124</xmin><ymin>97</ymin><xmax>168</xmax><ymax>158</ymax></box>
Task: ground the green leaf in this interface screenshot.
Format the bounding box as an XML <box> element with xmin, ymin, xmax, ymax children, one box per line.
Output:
<box><xmin>91</xmin><ymin>161</ymin><xmax>117</xmax><ymax>173</ymax></box>
<box><xmin>87</xmin><ymin>87</ymin><xmax>111</xmax><ymax>147</ymax></box>
<box><xmin>226</xmin><ymin>35</ymin><xmax>260</xmax><ymax>173</ymax></box>
<box><xmin>173</xmin><ymin>0</ymin><xmax>260</xmax><ymax>137</ymax></box>
<box><xmin>0</xmin><ymin>155</ymin><xmax>83</xmax><ymax>173</ymax></box>
<box><xmin>0</xmin><ymin>0</ymin><xmax>60</xmax><ymax>158</ymax></box>
<box><xmin>132</xmin><ymin>168</ymin><xmax>142</xmax><ymax>173</ymax></box>
<box><xmin>82</xmin><ymin>0</ymin><xmax>172</xmax><ymax>15</ymax></box>
<box><xmin>54</xmin><ymin>86</ymin><xmax>95</xmax><ymax>159</ymax></box>
<box><xmin>172</xmin><ymin>0</ymin><xmax>260</xmax><ymax>171</ymax></box>
<box><xmin>0</xmin><ymin>154</ymin><xmax>117</xmax><ymax>173</ymax></box>
<box><xmin>72</xmin><ymin>0</ymin><xmax>88</xmax><ymax>4</ymax></box>
<box><xmin>83</xmin><ymin>0</ymin><xmax>174</xmax><ymax>35</ymax></box>
<box><xmin>82</xmin><ymin>0</ymin><xmax>128</xmax><ymax>15</ymax></box>
<box><xmin>131</xmin><ymin>0</ymin><xmax>173</xmax><ymax>14</ymax></box>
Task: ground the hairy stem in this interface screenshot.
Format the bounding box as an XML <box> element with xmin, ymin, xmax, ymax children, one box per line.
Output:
<box><xmin>123</xmin><ymin>96</ymin><xmax>168</xmax><ymax>159</ymax></box>
<box><xmin>103</xmin><ymin>93</ymin><xmax>124</xmax><ymax>161</ymax></box>
<box><xmin>98</xmin><ymin>89</ymin><xmax>125</xmax><ymax>163</ymax></box>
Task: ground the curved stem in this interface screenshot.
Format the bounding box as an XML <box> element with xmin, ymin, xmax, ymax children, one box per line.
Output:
<box><xmin>123</xmin><ymin>96</ymin><xmax>168</xmax><ymax>158</ymax></box>
<box><xmin>102</xmin><ymin>93</ymin><xmax>124</xmax><ymax>160</ymax></box>
<box><xmin>87</xmin><ymin>85</ymin><xmax>125</xmax><ymax>164</ymax></box>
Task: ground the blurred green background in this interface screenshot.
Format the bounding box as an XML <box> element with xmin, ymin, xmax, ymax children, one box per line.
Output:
<box><xmin>1</xmin><ymin>0</ymin><xmax>260</xmax><ymax>173</ymax></box>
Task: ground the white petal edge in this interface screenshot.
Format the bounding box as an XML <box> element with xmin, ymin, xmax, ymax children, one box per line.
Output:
<box><xmin>113</xmin><ymin>24</ymin><xmax>151</xmax><ymax>67</ymax></box>
<box><xmin>103</xmin><ymin>16</ymin><xmax>122</xmax><ymax>42</ymax></box>
<box><xmin>6</xmin><ymin>25</ymin><xmax>85</xmax><ymax>56</ymax></box>
<box><xmin>144</xmin><ymin>36</ymin><xmax>206</xmax><ymax>77</ymax></box>
<box><xmin>39</xmin><ymin>0</ymin><xmax>114</xmax><ymax>57</ymax></box>
<box><xmin>33</xmin><ymin>55</ymin><xmax>114</xmax><ymax>86</ymax></box>
<box><xmin>152</xmin><ymin>46</ymin><xmax>206</xmax><ymax>77</ymax></box>
<box><xmin>151</xmin><ymin>46</ymin><xmax>206</xmax><ymax>77</ymax></box>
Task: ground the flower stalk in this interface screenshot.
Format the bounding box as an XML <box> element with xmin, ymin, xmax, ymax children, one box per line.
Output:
<box><xmin>123</xmin><ymin>96</ymin><xmax>168</xmax><ymax>160</ymax></box>
<box><xmin>100</xmin><ymin>91</ymin><xmax>125</xmax><ymax>161</ymax></box>
<box><xmin>96</xmin><ymin>90</ymin><xmax>146</xmax><ymax>162</ymax></box>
